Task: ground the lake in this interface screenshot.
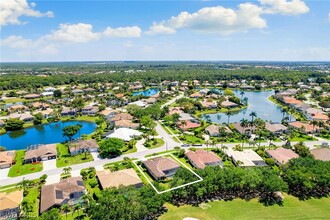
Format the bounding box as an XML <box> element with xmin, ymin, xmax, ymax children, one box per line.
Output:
<box><xmin>132</xmin><ymin>88</ymin><xmax>159</xmax><ymax>97</ymax></box>
<box><xmin>202</xmin><ymin>90</ymin><xmax>293</xmax><ymax>124</ymax></box>
<box><xmin>0</xmin><ymin>121</ymin><xmax>96</xmax><ymax>150</ymax></box>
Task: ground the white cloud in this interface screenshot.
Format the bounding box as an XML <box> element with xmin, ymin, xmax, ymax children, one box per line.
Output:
<box><xmin>0</xmin><ymin>0</ymin><xmax>53</xmax><ymax>26</ymax></box>
<box><xmin>146</xmin><ymin>23</ymin><xmax>176</xmax><ymax>35</ymax></box>
<box><xmin>260</xmin><ymin>0</ymin><xmax>309</xmax><ymax>15</ymax></box>
<box><xmin>46</xmin><ymin>23</ymin><xmax>100</xmax><ymax>43</ymax></box>
<box><xmin>1</xmin><ymin>35</ymin><xmax>34</xmax><ymax>49</ymax></box>
<box><xmin>103</xmin><ymin>26</ymin><xmax>141</xmax><ymax>38</ymax></box>
<box><xmin>147</xmin><ymin>3</ymin><xmax>267</xmax><ymax>35</ymax></box>
<box><xmin>38</xmin><ymin>44</ymin><xmax>59</xmax><ymax>55</ymax></box>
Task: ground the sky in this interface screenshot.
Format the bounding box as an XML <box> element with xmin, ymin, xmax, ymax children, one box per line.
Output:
<box><xmin>0</xmin><ymin>0</ymin><xmax>329</xmax><ymax>62</ymax></box>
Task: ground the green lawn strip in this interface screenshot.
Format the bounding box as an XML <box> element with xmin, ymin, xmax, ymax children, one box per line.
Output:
<box><xmin>289</xmin><ymin>132</ymin><xmax>317</xmax><ymax>142</ymax></box>
<box><xmin>23</xmin><ymin>186</ymin><xmax>41</xmax><ymax>218</ymax></box>
<box><xmin>61</xmin><ymin>211</ymin><xmax>89</xmax><ymax>220</ymax></box>
<box><xmin>122</xmin><ymin>145</ymin><xmax>137</xmax><ymax>154</ymax></box>
<box><xmin>145</xmin><ymin>138</ymin><xmax>165</xmax><ymax>149</ymax></box>
<box><xmin>103</xmin><ymin>160</ymin><xmax>133</xmax><ymax>170</ymax></box>
<box><xmin>181</xmin><ymin>134</ymin><xmax>205</xmax><ymax>144</ymax></box>
<box><xmin>159</xmin><ymin>194</ymin><xmax>330</xmax><ymax>220</ymax></box>
<box><xmin>145</xmin><ymin>149</ymin><xmax>179</xmax><ymax>158</ymax></box>
<box><xmin>8</xmin><ymin>150</ymin><xmax>43</xmax><ymax>177</ymax></box>
<box><xmin>161</xmin><ymin>123</ymin><xmax>181</xmax><ymax>135</ymax></box>
<box><xmin>56</xmin><ymin>144</ymin><xmax>93</xmax><ymax>168</ymax></box>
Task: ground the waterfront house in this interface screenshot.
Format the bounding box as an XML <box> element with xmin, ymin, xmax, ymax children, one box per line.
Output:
<box><xmin>265</xmin><ymin>122</ymin><xmax>288</xmax><ymax>135</ymax></box>
<box><xmin>205</xmin><ymin>124</ymin><xmax>232</xmax><ymax>137</ymax></box>
<box><xmin>40</xmin><ymin>177</ymin><xmax>86</xmax><ymax>213</ymax></box>
<box><xmin>69</xmin><ymin>139</ymin><xmax>99</xmax><ymax>156</ymax></box>
<box><xmin>82</xmin><ymin>106</ymin><xmax>99</xmax><ymax>116</ymax></box>
<box><xmin>221</xmin><ymin>101</ymin><xmax>238</xmax><ymax>108</ymax></box>
<box><xmin>0</xmin><ymin>150</ymin><xmax>15</xmax><ymax>169</ymax></box>
<box><xmin>61</xmin><ymin>108</ymin><xmax>77</xmax><ymax>116</ymax></box>
<box><xmin>24</xmin><ymin>144</ymin><xmax>57</xmax><ymax>163</ymax></box>
<box><xmin>232</xmin><ymin>122</ymin><xmax>256</xmax><ymax>135</ymax></box>
<box><xmin>8</xmin><ymin>104</ymin><xmax>28</xmax><ymax>113</ymax></box>
<box><xmin>176</xmin><ymin>120</ymin><xmax>201</xmax><ymax>131</ymax></box>
<box><xmin>142</xmin><ymin>157</ymin><xmax>181</xmax><ymax>180</ymax></box>
<box><xmin>288</xmin><ymin>121</ymin><xmax>319</xmax><ymax>134</ymax></box>
<box><xmin>190</xmin><ymin>92</ymin><xmax>203</xmax><ymax>98</ymax></box>
<box><xmin>106</xmin><ymin>128</ymin><xmax>142</xmax><ymax>141</ymax></box>
<box><xmin>24</xmin><ymin>93</ymin><xmax>41</xmax><ymax>99</ymax></box>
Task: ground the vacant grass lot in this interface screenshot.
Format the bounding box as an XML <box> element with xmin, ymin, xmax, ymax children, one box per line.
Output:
<box><xmin>56</xmin><ymin>144</ymin><xmax>93</xmax><ymax>168</ymax></box>
<box><xmin>23</xmin><ymin>187</ymin><xmax>40</xmax><ymax>218</ymax></box>
<box><xmin>159</xmin><ymin>194</ymin><xmax>330</xmax><ymax>220</ymax></box>
<box><xmin>8</xmin><ymin>150</ymin><xmax>43</xmax><ymax>177</ymax></box>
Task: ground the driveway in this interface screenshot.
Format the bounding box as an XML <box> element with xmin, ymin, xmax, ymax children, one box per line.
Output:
<box><xmin>91</xmin><ymin>152</ymin><xmax>101</xmax><ymax>161</ymax></box>
<box><xmin>43</xmin><ymin>159</ymin><xmax>57</xmax><ymax>171</ymax></box>
<box><xmin>136</xmin><ymin>139</ymin><xmax>148</xmax><ymax>152</ymax></box>
<box><xmin>45</xmin><ymin>174</ymin><xmax>60</xmax><ymax>185</ymax></box>
<box><xmin>0</xmin><ymin>168</ymin><xmax>10</xmax><ymax>179</ymax></box>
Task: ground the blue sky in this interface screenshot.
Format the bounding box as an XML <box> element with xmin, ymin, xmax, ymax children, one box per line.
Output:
<box><xmin>1</xmin><ymin>0</ymin><xmax>329</xmax><ymax>62</ymax></box>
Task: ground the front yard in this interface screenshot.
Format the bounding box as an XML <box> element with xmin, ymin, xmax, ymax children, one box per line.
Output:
<box><xmin>8</xmin><ymin>150</ymin><xmax>43</xmax><ymax>177</ymax></box>
<box><xmin>159</xmin><ymin>194</ymin><xmax>330</xmax><ymax>220</ymax></box>
<box><xmin>144</xmin><ymin>138</ymin><xmax>165</xmax><ymax>149</ymax></box>
<box><xmin>56</xmin><ymin>144</ymin><xmax>93</xmax><ymax>168</ymax></box>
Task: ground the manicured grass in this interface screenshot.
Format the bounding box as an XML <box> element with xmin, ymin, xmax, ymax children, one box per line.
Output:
<box><xmin>122</xmin><ymin>145</ymin><xmax>137</xmax><ymax>154</ymax></box>
<box><xmin>3</xmin><ymin>97</ymin><xmax>26</xmax><ymax>103</ymax></box>
<box><xmin>23</xmin><ymin>187</ymin><xmax>41</xmax><ymax>218</ymax></box>
<box><xmin>181</xmin><ymin>134</ymin><xmax>205</xmax><ymax>144</ymax></box>
<box><xmin>161</xmin><ymin>123</ymin><xmax>181</xmax><ymax>135</ymax></box>
<box><xmin>289</xmin><ymin>132</ymin><xmax>317</xmax><ymax>142</ymax></box>
<box><xmin>8</xmin><ymin>150</ymin><xmax>43</xmax><ymax>177</ymax></box>
<box><xmin>103</xmin><ymin>160</ymin><xmax>133</xmax><ymax>171</ymax></box>
<box><xmin>159</xmin><ymin>194</ymin><xmax>330</xmax><ymax>220</ymax></box>
<box><xmin>56</xmin><ymin>144</ymin><xmax>93</xmax><ymax>168</ymax></box>
<box><xmin>145</xmin><ymin>138</ymin><xmax>165</xmax><ymax>149</ymax></box>
<box><xmin>61</xmin><ymin>211</ymin><xmax>89</xmax><ymax>220</ymax></box>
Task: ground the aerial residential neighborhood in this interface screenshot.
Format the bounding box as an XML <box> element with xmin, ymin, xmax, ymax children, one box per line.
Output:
<box><xmin>0</xmin><ymin>0</ymin><xmax>330</xmax><ymax>219</ymax></box>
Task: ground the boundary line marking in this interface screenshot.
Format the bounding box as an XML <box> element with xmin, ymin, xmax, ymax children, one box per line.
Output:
<box><xmin>132</xmin><ymin>152</ymin><xmax>203</xmax><ymax>194</ymax></box>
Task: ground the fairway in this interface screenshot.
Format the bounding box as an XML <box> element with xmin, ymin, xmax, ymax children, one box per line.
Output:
<box><xmin>159</xmin><ymin>195</ymin><xmax>330</xmax><ymax>220</ymax></box>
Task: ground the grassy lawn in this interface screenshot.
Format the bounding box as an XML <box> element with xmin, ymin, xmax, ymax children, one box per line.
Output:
<box><xmin>61</xmin><ymin>211</ymin><xmax>89</xmax><ymax>220</ymax></box>
<box><xmin>23</xmin><ymin>187</ymin><xmax>41</xmax><ymax>218</ymax></box>
<box><xmin>159</xmin><ymin>194</ymin><xmax>330</xmax><ymax>220</ymax></box>
<box><xmin>181</xmin><ymin>134</ymin><xmax>205</xmax><ymax>144</ymax></box>
<box><xmin>8</xmin><ymin>150</ymin><xmax>43</xmax><ymax>177</ymax></box>
<box><xmin>3</xmin><ymin>97</ymin><xmax>26</xmax><ymax>103</ymax></box>
<box><xmin>103</xmin><ymin>160</ymin><xmax>133</xmax><ymax>171</ymax></box>
<box><xmin>56</xmin><ymin>144</ymin><xmax>93</xmax><ymax>168</ymax></box>
<box><xmin>289</xmin><ymin>132</ymin><xmax>317</xmax><ymax>142</ymax></box>
<box><xmin>161</xmin><ymin>123</ymin><xmax>181</xmax><ymax>135</ymax></box>
<box><xmin>122</xmin><ymin>145</ymin><xmax>137</xmax><ymax>154</ymax></box>
<box><xmin>145</xmin><ymin>138</ymin><xmax>165</xmax><ymax>149</ymax></box>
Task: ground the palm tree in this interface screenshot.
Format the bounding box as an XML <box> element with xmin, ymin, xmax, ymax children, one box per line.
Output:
<box><xmin>61</xmin><ymin>204</ymin><xmax>71</xmax><ymax>220</ymax></box>
<box><xmin>62</xmin><ymin>167</ymin><xmax>72</xmax><ymax>177</ymax></box>
<box><xmin>309</xmin><ymin>120</ymin><xmax>319</xmax><ymax>137</ymax></box>
<box><xmin>226</xmin><ymin>112</ymin><xmax>232</xmax><ymax>125</ymax></box>
<box><xmin>240</xmin><ymin>91</ymin><xmax>245</xmax><ymax>100</ymax></box>
<box><xmin>240</xmin><ymin>119</ymin><xmax>249</xmax><ymax>148</ymax></box>
<box><xmin>72</xmin><ymin>204</ymin><xmax>81</xmax><ymax>218</ymax></box>
<box><xmin>249</xmin><ymin>111</ymin><xmax>257</xmax><ymax>123</ymax></box>
<box><xmin>21</xmin><ymin>200</ymin><xmax>29</xmax><ymax>216</ymax></box>
<box><xmin>218</xmin><ymin>126</ymin><xmax>227</xmax><ymax>149</ymax></box>
<box><xmin>281</xmin><ymin>108</ymin><xmax>287</xmax><ymax>120</ymax></box>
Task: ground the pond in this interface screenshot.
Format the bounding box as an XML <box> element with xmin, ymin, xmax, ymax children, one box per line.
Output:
<box><xmin>202</xmin><ymin>90</ymin><xmax>293</xmax><ymax>124</ymax></box>
<box><xmin>132</xmin><ymin>88</ymin><xmax>159</xmax><ymax>97</ymax></box>
<box><xmin>0</xmin><ymin>120</ymin><xmax>96</xmax><ymax>150</ymax></box>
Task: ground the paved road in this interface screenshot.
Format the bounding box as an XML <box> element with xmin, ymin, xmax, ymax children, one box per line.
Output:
<box><xmin>161</xmin><ymin>93</ymin><xmax>183</xmax><ymax>108</ymax></box>
<box><xmin>1</xmin><ymin>93</ymin><xmax>329</xmax><ymax>187</ymax></box>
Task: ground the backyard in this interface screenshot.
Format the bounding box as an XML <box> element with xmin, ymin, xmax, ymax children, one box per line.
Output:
<box><xmin>8</xmin><ymin>150</ymin><xmax>43</xmax><ymax>177</ymax></box>
<box><xmin>159</xmin><ymin>194</ymin><xmax>330</xmax><ymax>220</ymax></box>
<box><xmin>56</xmin><ymin>144</ymin><xmax>93</xmax><ymax>168</ymax></box>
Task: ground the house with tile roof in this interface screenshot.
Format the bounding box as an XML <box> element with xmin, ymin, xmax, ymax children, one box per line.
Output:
<box><xmin>0</xmin><ymin>190</ymin><xmax>23</xmax><ymax>219</ymax></box>
<box><xmin>185</xmin><ymin>149</ymin><xmax>223</xmax><ymax>169</ymax></box>
<box><xmin>266</xmin><ymin>147</ymin><xmax>299</xmax><ymax>166</ymax></box>
<box><xmin>24</xmin><ymin>144</ymin><xmax>57</xmax><ymax>163</ymax></box>
<box><xmin>143</xmin><ymin>157</ymin><xmax>181</xmax><ymax>180</ymax></box>
<box><xmin>40</xmin><ymin>177</ymin><xmax>86</xmax><ymax>213</ymax></box>
<box><xmin>0</xmin><ymin>150</ymin><xmax>16</xmax><ymax>169</ymax></box>
<box><xmin>96</xmin><ymin>168</ymin><xmax>143</xmax><ymax>189</ymax></box>
<box><xmin>69</xmin><ymin>139</ymin><xmax>99</xmax><ymax>156</ymax></box>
